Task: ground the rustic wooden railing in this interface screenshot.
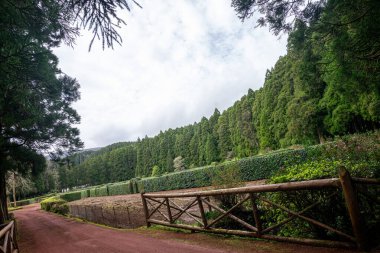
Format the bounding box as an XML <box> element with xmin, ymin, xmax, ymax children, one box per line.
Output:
<box><xmin>141</xmin><ymin>168</ymin><xmax>379</xmax><ymax>250</ymax></box>
<box><xmin>0</xmin><ymin>220</ymin><xmax>18</xmax><ymax>253</ymax></box>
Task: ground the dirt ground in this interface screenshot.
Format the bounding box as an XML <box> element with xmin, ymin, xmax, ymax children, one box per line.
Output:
<box><xmin>68</xmin><ymin>180</ymin><xmax>267</xmax><ymax>228</ymax></box>
<box><xmin>14</xmin><ymin>204</ymin><xmax>362</xmax><ymax>253</ymax></box>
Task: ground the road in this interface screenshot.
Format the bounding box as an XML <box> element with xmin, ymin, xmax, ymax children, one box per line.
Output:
<box><xmin>14</xmin><ymin>204</ymin><xmax>356</xmax><ymax>253</ymax></box>
<box><xmin>15</xmin><ymin>204</ymin><xmax>228</xmax><ymax>253</ymax></box>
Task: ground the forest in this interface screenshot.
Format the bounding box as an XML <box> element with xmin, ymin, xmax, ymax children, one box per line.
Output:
<box><xmin>51</xmin><ymin>0</ymin><xmax>379</xmax><ymax>190</ymax></box>
<box><xmin>3</xmin><ymin>0</ymin><xmax>380</xmax><ymax>202</ymax></box>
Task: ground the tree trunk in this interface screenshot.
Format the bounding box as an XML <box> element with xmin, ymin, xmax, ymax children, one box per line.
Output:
<box><xmin>12</xmin><ymin>172</ymin><xmax>16</xmax><ymax>207</ymax></box>
<box><xmin>0</xmin><ymin>167</ymin><xmax>9</xmax><ymax>224</ymax></box>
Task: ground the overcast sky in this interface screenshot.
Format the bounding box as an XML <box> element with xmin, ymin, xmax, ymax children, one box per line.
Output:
<box><xmin>54</xmin><ymin>0</ymin><xmax>287</xmax><ymax>149</ymax></box>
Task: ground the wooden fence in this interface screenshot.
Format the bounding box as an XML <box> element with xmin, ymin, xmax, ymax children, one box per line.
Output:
<box><xmin>141</xmin><ymin>168</ymin><xmax>379</xmax><ymax>250</ymax></box>
<box><xmin>0</xmin><ymin>220</ymin><xmax>18</xmax><ymax>253</ymax></box>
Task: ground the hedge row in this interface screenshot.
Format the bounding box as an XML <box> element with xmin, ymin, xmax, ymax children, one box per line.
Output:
<box><xmin>65</xmin><ymin>146</ymin><xmax>322</xmax><ymax>199</ymax></box>
<box><xmin>139</xmin><ymin>149</ymin><xmax>309</xmax><ymax>192</ymax></box>
<box><xmin>60</xmin><ymin>191</ymin><xmax>82</xmax><ymax>202</ymax></box>
<box><xmin>40</xmin><ymin>196</ymin><xmax>69</xmax><ymax>215</ymax></box>
<box><xmin>108</xmin><ymin>182</ymin><xmax>133</xmax><ymax>195</ymax></box>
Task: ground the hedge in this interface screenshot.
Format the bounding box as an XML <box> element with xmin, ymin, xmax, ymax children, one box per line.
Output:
<box><xmin>139</xmin><ymin>149</ymin><xmax>310</xmax><ymax>192</ymax></box>
<box><xmin>60</xmin><ymin>191</ymin><xmax>82</xmax><ymax>202</ymax></box>
<box><xmin>59</xmin><ymin>145</ymin><xmax>324</xmax><ymax>197</ymax></box>
<box><xmin>9</xmin><ymin>198</ymin><xmax>35</xmax><ymax>207</ymax></box>
<box><xmin>95</xmin><ymin>186</ymin><xmax>108</xmax><ymax>197</ymax></box>
<box><xmin>81</xmin><ymin>189</ymin><xmax>90</xmax><ymax>198</ymax></box>
<box><xmin>90</xmin><ymin>188</ymin><xmax>96</xmax><ymax>197</ymax></box>
<box><xmin>108</xmin><ymin>182</ymin><xmax>133</xmax><ymax>196</ymax></box>
<box><xmin>40</xmin><ymin>196</ymin><xmax>68</xmax><ymax>215</ymax></box>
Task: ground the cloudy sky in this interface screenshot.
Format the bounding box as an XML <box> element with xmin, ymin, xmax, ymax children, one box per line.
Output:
<box><xmin>54</xmin><ymin>0</ymin><xmax>287</xmax><ymax>149</ymax></box>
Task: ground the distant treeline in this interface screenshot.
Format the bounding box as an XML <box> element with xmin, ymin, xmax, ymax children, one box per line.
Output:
<box><xmin>58</xmin><ymin>0</ymin><xmax>380</xmax><ymax>189</ymax></box>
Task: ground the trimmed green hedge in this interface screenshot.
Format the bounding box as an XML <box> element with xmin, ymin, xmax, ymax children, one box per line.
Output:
<box><xmin>40</xmin><ymin>196</ymin><xmax>68</xmax><ymax>215</ymax></box>
<box><xmin>9</xmin><ymin>198</ymin><xmax>35</xmax><ymax>207</ymax></box>
<box><xmin>61</xmin><ymin>146</ymin><xmax>325</xmax><ymax>197</ymax></box>
<box><xmin>81</xmin><ymin>189</ymin><xmax>90</xmax><ymax>198</ymax></box>
<box><xmin>90</xmin><ymin>188</ymin><xmax>96</xmax><ymax>197</ymax></box>
<box><xmin>108</xmin><ymin>182</ymin><xmax>133</xmax><ymax>196</ymax></box>
<box><xmin>60</xmin><ymin>191</ymin><xmax>82</xmax><ymax>202</ymax></box>
<box><xmin>139</xmin><ymin>149</ymin><xmax>309</xmax><ymax>192</ymax></box>
<box><xmin>95</xmin><ymin>186</ymin><xmax>108</xmax><ymax>196</ymax></box>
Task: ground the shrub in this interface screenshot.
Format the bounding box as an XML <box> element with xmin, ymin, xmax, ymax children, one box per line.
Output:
<box><xmin>89</xmin><ymin>188</ymin><xmax>96</xmax><ymax>197</ymax></box>
<box><xmin>139</xmin><ymin>149</ymin><xmax>307</xmax><ymax>193</ymax></box>
<box><xmin>40</xmin><ymin>196</ymin><xmax>69</xmax><ymax>215</ymax></box>
<box><xmin>81</xmin><ymin>189</ymin><xmax>90</xmax><ymax>198</ymax></box>
<box><xmin>108</xmin><ymin>181</ymin><xmax>133</xmax><ymax>196</ymax></box>
<box><xmin>95</xmin><ymin>186</ymin><xmax>108</xmax><ymax>197</ymax></box>
<box><xmin>60</xmin><ymin>191</ymin><xmax>82</xmax><ymax>202</ymax></box>
<box><xmin>151</xmin><ymin>165</ymin><xmax>160</xmax><ymax>177</ymax></box>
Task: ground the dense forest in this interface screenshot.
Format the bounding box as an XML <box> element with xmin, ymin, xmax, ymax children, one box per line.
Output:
<box><xmin>55</xmin><ymin>0</ymin><xmax>379</xmax><ymax>189</ymax></box>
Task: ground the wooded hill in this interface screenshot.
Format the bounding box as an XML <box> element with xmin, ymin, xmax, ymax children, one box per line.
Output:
<box><xmin>59</xmin><ymin>0</ymin><xmax>380</xmax><ymax>189</ymax></box>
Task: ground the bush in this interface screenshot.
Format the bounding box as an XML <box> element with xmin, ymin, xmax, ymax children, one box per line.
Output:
<box><xmin>40</xmin><ymin>196</ymin><xmax>69</xmax><ymax>215</ymax></box>
<box><xmin>108</xmin><ymin>181</ymin><xmax>133</xmax><ymax>196</ymax></box>
<box><xmin>95</xmin><ymin>186</ymin><xmax>109</xmax><ymax>197</ymax></box>
<box><xmin>81</xmin><ymin>189</ymin><xmax>90</xmax><ymax>198</ymax></box>
<box><xmin>139</xmin><ymin>149</ymin><xmax>307</xmax><ymax>193</ymax></box>
<box><xmin>89</xmin><ymin>188</ymin><xmax>96</xmax><ymax>197</ymax></box>
<box><xmin>60</xmin><ymin>191</ymin><xmax>82</xmax><ymax>202</ymax></box>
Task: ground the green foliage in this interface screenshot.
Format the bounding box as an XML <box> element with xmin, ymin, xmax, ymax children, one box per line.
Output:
<box><xmin>140</xmin><ymin>149</ymin><xmax>306</xmax><ymax>192</ymax></box>
<box><xmin>90</xmin><ymin>188</ymin><xmax>96</xmax><ymax>197</ymax></box>
<box><xmin>95</xmin><ymin>186</ymin><xmax>109</xmax><ymax>197</ymax></box>
<box><xmin>60</xmin><ymin>191</ymin><xmax>82</xmax><ymax>202</ymax></box>
<box><xmin>40</xmin><ymin>196</ymin><xmax>68</xmax><ymax>215</ymax></box>
<box><xmin>80</xmin><ymin>190</ymin><xmax>90</xmax><ymax>199</ymax></box>
<box><xmin>108</xmin><ymin>182</ymin><xmax>133</xmax><ymax>196</ymax></box>
<box><xmin>151</xmin><ymin>166</ymin><xmax>160</xmax><ymax>177</ymax></box>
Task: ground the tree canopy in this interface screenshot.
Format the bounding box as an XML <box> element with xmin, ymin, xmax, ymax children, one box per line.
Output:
<box><xmin>0</xmin><ymin>0</ymin><xmax>138</xmax><ymax>223</ymax></box>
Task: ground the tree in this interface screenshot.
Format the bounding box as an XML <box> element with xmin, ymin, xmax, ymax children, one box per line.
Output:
<box><xmin>173</xmin><ymin>156</ymin><xmax>186</xmax><ymax>172</ymax></box>
<box><xmin>0</xmin><ymin>0</ymin><xmax>139</xmax><ymax>223</ymax></box>
<box><xmin>231</xmin><ymin>0</ymin><xmax>325</xmax><ymax>35</ymax></box>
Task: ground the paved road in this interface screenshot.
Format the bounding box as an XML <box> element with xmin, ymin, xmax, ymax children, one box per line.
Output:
<box><xmin>14</xmin><ymin>204</ymin><xmax>225</xmax><ymax>253</ymax></box>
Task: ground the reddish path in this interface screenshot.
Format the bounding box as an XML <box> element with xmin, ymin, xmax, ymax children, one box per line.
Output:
<box><xmin>15</xmin><ymin>204</ymin><xmax>227</xmax><ymax>253</ymax></box>
<box><xmin>14</xmin><ymin>204</ymin><xmax>357</xmax><ymax>253</ymax></box>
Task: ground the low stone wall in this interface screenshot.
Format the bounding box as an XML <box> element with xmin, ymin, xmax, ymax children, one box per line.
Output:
<box><xmin>69</xmin><ymin>203</ymin><xmax>146</xmax><ymax>228</ymax></box>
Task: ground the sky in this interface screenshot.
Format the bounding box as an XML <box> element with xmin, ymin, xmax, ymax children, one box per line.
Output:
<box><xmin>54</xmin><ymin>0</ymin><xmax>287</xmax><ymax>149</ymax></box>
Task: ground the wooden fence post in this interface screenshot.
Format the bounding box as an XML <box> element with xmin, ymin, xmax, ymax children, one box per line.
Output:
<box><xmin>339</xmin><ymin>167</ymin><xmax>368</xmax><ymax>250</ymax></box>
<box><xmin>141</xmin><ymin>192</ymin><xmax>151</xmax><ymax>227</ymax></box>
<box><xmin>165</xmin><ymin>197</ymin><xmax>173</xmax><ymax>224</ymax></box>
<box><xmin>197</xmin><ymin>196</ymin><xmax>208</xmax><ymax>228</ymax></box>
<box><xmin>250</xmin><ymin>193</ymin><xmax>262</xmax><ymax>236</ymax></box>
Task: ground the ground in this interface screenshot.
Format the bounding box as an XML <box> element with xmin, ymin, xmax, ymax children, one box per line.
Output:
<box><xmin>13</xmin><ymin>203</ymin><xmax>362</xmax><ymax>253</ymax></box>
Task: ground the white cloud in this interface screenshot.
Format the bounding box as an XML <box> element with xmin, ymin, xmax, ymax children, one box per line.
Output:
<box><xmin>54</xmin><ymin>0</ymin><xmax>287</xmax><ymax>148</ymax></box>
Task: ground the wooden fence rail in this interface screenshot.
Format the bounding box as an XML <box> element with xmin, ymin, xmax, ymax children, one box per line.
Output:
<box><xmin>141</xmin><ymin>167</ymin><xmax>380</xmax><ymax>250</ymax></box>
<box><xmin>0</xmin><ymin>220</ymin><xmax>18</xmax><ymax>253</ymax></box>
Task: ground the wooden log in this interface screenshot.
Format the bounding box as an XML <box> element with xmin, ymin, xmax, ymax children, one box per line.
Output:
<box><xmin>261</xmin><ymin>191</ymin><xmax>338</xmax><ymax>234</ymax></box>
<box><xmin>197</xmin><ymin>196</ymin><xmax>208</xmax><ymax>228</ymax></box>
<box><xmin>170</xmin><ymin>198</ymin><xmax>198</xmax><ymax>221</ymax></box>
<box><xmin>165</xmin><ymin>198</ymin><xmax>173</xmax><ymax>224</ymax></box>
<box><xmin>205</xmin><ymin>197</ymin><xmax>212</xmax><ymax>212</ymax></box>
<box><xmin>257</xmin><ymin>196</ymin><xmax>355</xmax><ymax>242</ymax></box>
<box><xmin>169</xmin><ymin>199</ymin><xmax>203</xmax><ymax>224</ymax></box>
<box><xmin>0</xmin><ymin>221</ymin><xmax>13</xmax><ymax>238</ymax></box>
<box><xmin>147</xmin><ymin>199</ymin><xmax>165</xmax><ymax>219</ymax></box>
<box><xmin>147</xmin><ymin>219</ymin><xmax>355</xmax><ymax>249</ymax></box>
<box><xmin>249</xmin><ymin>193</ymin><xmax>262</xmax><ymax>235</ymax></box>
<box><xmin>202</xmin><ymin>198</ymin><xmax>257</xmax><ymax>232</ymax></box>
<box><xmin>206</xmin><ymin>195</ymin><xmax>250</xmax><ymax>229</ymax></box>
<box><xmin>351</xmin><ymin>177</ymin><xmax>380</xmax><ymax>185</ymax></box>
<box><xmin>140</xmin><ymin>192</ymin><xmax>151</xmax><ymax>227</ymax></box>
<box><xmin>339</xmin><ymin>167</ymin><xmax>369</xmax><ymax>250</ymax></box>
<box><xmin>144</xmin><ymin>178</ymin><xmax>341</xmax><ymax>198</ymax></box>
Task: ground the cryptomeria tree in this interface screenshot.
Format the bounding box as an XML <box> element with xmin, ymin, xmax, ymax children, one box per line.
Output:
<box><xmin>0</xmin><ymin>0</ymin><xmax>138</xmax><ymax>223</ymax></box>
